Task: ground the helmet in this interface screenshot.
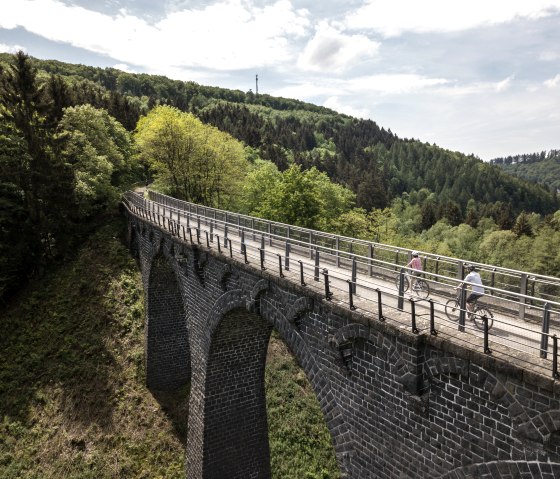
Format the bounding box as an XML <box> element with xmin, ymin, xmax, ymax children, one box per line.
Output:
<box><xmin>467</xmin><ymin>264</ymin><xmax>476</xmax><ymax>272</ymax></box>
<box><xmin>412</xmin><ymin>251</ymin><xmax>419</xmax><ymax>257</ymax></box>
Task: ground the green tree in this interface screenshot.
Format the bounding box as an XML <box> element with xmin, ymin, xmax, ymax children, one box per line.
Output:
<box><xmin>252</xmin><ymin>164</ymin><xmax>355</xmax><ymax>231</ymax></box>
<box><xmin>57</xmin><ymin>104</ymin><xmax>135</xmax><ymax>217</ymax></box>
<box><xmin>512</xmin><ymin>211</ymin><xmax>534</xmax><ymax>237</ymax></box>
<box><xmin>0</xmin><ymin>50</ymin><xmax>75</xmax><ymax>271</ymax></box>
<box><xmin>237</xmin><ymin>159</ymin><xmax>281</xmax><ymax>215</ymax></box>
<box><xmin>135</xmin><ymin>105</ymin><xmax>247</xmax><ymax>208</ymax></box>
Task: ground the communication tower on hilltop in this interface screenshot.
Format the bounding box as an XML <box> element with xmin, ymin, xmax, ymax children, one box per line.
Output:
<box><xmin>255</xmin><ymin>74</ymin><xmax>258</xmax><ymax>95</ymax></box>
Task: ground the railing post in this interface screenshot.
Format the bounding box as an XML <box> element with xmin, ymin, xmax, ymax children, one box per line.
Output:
<box><xmin>309</xmin><ymin>231</ymin><xmax>313</xmax><ymax>259</ymax></box>
<box><xmin>277</xmin><ymin>254</ymin><xmax>284</xmax><ymax>278</ymax></box>
<box><xmin>229</xmin><ymin>239</ymin><xmax>233</xmax><ymax>258</ymax></box>
<box><xmin>519</xmin><ymin>273</ymin><xmax>528</xmax><ymax>322</ymax></box>
<box><xmin>553</xmin><ymin>335</ymin><xmax>559</xmax><ymax>379</ymax></box>
<box><xmin>397</xmin><ymin>268</ymin><xmax>405</xmax><ymax>311</ymax></box>
<box><xmin>314</xmin><ymin>249</ymin><xmax>320</xmax><ymax>281</ymax></box>
<box><xmin>376</xmin><ymin>289</ymin><xmax>384</xmax><ymax>321</ymax></box>
<box><xmin>368</xmin><ymin>244</ymin><xmax>373</xmax><ymax>277</ymax></box>
<box><xmin>267</xmin><ymin>223</ymin><xmax>272</xmax><ymax>247</ymax></box>
<box><xmin>217</xmin><ymin>235</ymin><xmax>221</xmax><ymax>254</ymax></box>
<box><xmin>224</xmin><ymin>225</ymin><xmax>228</xmax><ymax>247</ymax></box>
<box><xmin>298</xmin><ymin>260</ymin><xmax>306</xmax><ymax>286</ymax></box>
<box><xmin>259</xmin><ymin>248</ymin><xmax>265</xmax><ymax>270</ymax></box>
<box><xmin>347</xmin><ymin>280</ymin><xmax>356</xmax><ymax>310</ymax></box>
<box><xmin>323</xmin><ymin>269</ymin><xmax>333</xmax><ymax>300</ymax></box>
<box><xmin>429</xmin><ymin>299</ymin><xmax>437</xmax><ymax>335</ymax></box>
<box><xmin>457</xmin><ymin>261</ymin><xmax>465</xmax><ymax>281</ymax></box>
<box><xmin>410</xmin><ymin>298</ymin><xmax>419</xmax><ymax>333</ymax></box>
<box><xmin>336</xmin><ymin>237</ymin><xmax>340</xmax><ymax>267</ymax></box>
<box><xmin>490</xmin><ymin>268</ymin><xmax>496</xmax><ymax>294</ymax></box>
<box><xmin>205</xmin><ymin>231</ymin><xmax>210</xmax><ymax>248</ymax></box>
<box><xmin>540</xmin><ymin>303</ymin><xmax>551</xmax><ymax>359</ymax></box>
<box><xmin>209</xmin><ymin>221</ymin><xmax>213</xmax><ymax>242</ymax></box>
<box><xmin>395</xmin><ymin>250</ymin><xmax>400</xmax><ymax>271</ymax></box>
<box><xmin>458</xmin><ymin>284</ymin><xmax>467</xmax><ymax>333</ymax></box>
<box><xmin>483</xmin><ymin>315</ymin><xmax>491</xmax><ymax>354</ymax></box>
<box><xmin>285</xmin><ymin>242</ymin><xmax>291</xmax><ymax>271</ymax></box>
<box><xmin>351</xmin><ymin>257</ymin><xmax>357</xmax><ymax>294</ymax></box>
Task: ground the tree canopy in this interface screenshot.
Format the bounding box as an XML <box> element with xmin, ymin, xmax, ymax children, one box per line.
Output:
<box><xmin>135</xmin><ymin>105</ymin><xmax>247</xmax><ymax>208</ymax></box>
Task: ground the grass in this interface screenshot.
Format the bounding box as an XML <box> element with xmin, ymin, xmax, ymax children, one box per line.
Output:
<box><xmin>0</xmin><ymin>213</ymin><xmax>338</xmax><ymax>478</ymax></box>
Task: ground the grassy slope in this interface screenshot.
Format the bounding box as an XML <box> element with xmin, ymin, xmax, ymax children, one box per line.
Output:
<box><xmin>0</xmin><ymin>214</ymin><xmax>338</xmax><ymax>479</ymax></box>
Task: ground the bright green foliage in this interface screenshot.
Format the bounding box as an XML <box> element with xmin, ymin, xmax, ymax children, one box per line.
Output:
<box><xmin>57</xmin><ymin>104</ymin><xmax>134</xmax><ymax>217</ymax></box>
<box><xmin>331</xmin><ymin>208</ymin><xmax>372</xmax><ymax>239</ymax></box>
<box><xmin>237</xmin><ymin>159</ymin><xmax>282</xmax><ymax>214</ymax></box>
<box><xmin>244</xmin><ymin>163</ymin><xmax>355</xmax><ymax>231</ymax></box>
<box><xmin>135</xmin><ymin>105</ymin><xmax>247</xmax><ymax>208</ymax></box>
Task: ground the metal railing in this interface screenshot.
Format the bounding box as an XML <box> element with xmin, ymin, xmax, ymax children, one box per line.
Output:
<box><xmin>122</xmin><ymin>191</ymin><xmax>560</xmax><ymax>378</ymax></box>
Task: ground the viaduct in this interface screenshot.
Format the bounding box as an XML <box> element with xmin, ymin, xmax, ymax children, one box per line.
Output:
<box><xmin>124</xmin><ymin>200</ymin><xmax>560</xmax><ymax>479</ymax></box>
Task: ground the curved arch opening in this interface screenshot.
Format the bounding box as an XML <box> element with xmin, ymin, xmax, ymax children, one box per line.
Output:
<box><xmin>265</xmin><ymin>329</ymin><xmax>340</xmax><ymax>478</ymax></box>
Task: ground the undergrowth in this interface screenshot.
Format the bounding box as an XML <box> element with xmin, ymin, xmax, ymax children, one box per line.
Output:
<box><xmin>0</xmin><ymin>213</ymin><xmax>338</xmax><ymax>478</ymax></box>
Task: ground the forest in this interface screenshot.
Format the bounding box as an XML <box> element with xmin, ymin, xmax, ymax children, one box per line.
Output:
<box><xmin>491</xmin><ymin>149</ymin><xmax>560</xmax><ymax>192</ymax></box>
<box><xmin>1</xmin><ymin>50</ymin><xmax>559</xmax><ymax>303</ymax></box>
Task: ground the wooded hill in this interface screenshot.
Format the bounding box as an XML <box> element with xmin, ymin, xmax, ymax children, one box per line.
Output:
<box><xmin>3</xmin><ymin>53</ymin><xmax>556</xmax><ymax>219</ymax></box>
<box><xmin>491</xmin><ymin>150</ymin><xmax>560</xmax><ymax>193</ymax></box>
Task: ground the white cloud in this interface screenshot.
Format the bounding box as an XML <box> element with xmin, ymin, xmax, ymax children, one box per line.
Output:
<box><xmin>0</xmin><ymin>43</ymin><xmax>26</xmax><ymax>53</ymax></box>
<box><xmin>272</xmin><ymin>73</ymin><xmax>448</xmax><ymax>102</ymax></box>
<box><xmin>297</xmin><ymin>22</ymin><xmax>380</xmax><ymax>73</ymax></box>
<box><xmin>495</xmin><ymin>75</ymin><xmax>515</xmax><ymax>92</ymax></box>
<box><xmin>0</xmin><ymin>0</ymin><xmax>311</xmax><ymax>71</ymax></box>
<box><xmin>113</xmin><ymin>63</ymin><xmax>136</xmax><ymax>73</ymax></box>
<box><xmin>346</xmin><ymin>74</ymin><xmax>448</xmax><ymax>94</ymax></box>
<box><xmin>345</xmin><ymin>0</ymin><xmax>560</xmax><ymax>36</ymax></box>
<box><xmin>323</xmin><ymin>96</ymin><xmax>370</xmax><ymax>118</ymax></box>
<box><xmin>544</xmin><ymin>74</ymin><xmax>560</xmax><ymax>87</ymax></box>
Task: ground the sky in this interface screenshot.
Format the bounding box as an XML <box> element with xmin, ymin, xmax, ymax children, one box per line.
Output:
<box><xmin>1</xmin><ymin>0</ymin><xmax>559</xmax><ymax>161</ymax></box>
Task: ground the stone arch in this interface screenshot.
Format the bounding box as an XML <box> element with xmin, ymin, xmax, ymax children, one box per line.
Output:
<box><xmin>424</xmin><ymin>358</ymin><xmax>538</xmax><ymax>439</ymax></box>
<box><xmin>258</xmin><ymin>296</ymin><xmax>353</xmax><ymax>478</ymax></box>
<box><xmin>186</xmin><ymin>291</ymin><xmax>272</xmax><ymax>479</ymax></box>
<box><xmin>145</xmin><ymin>250</ymin><xmax>190</xmax><ymax>390</ymax></box>
<box><xmin>438</xmin><ymin>460</ymin><xmax>560</xmax><ymax>478</ymax></box>
<box><xmin>331</xmin><ymin>324</ymin><xmax>418</xmax><ymax>392</ymax></box>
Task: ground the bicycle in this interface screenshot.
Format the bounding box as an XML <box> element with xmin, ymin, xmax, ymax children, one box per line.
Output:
<box><xmin>394</xmin><ymin>271</ymin><xmax>430</xmax><ymax>298</ymax></box>
<box><xmin>445</xmin><ymin>293</ymin><xmax>494</xmax><ymax>330</ymax></box>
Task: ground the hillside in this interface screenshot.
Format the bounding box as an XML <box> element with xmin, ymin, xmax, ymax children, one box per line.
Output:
<box><xmin>1</xmin><ymin>52</ymin><xmax>556</xmax><ymax>219</ymax></box>
<box><xmin>491</xmin><ymin>150</ymin><xmax>560</xmax><ymax>192</ymax></box>
<box><xmin>0</xmin><ymin>213</ymin><xmax>338</xmax><ymax>479</ymax></box>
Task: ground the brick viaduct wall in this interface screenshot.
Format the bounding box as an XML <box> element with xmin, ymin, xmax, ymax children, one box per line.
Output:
<box><xmin>126</xmin><ymin>213</ymin><xmax>560</xmax><ymax>479</ymax></box>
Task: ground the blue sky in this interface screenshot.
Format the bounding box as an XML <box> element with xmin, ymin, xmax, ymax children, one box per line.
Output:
<box><xmin>1</xmin><ymin>0</ymin><xmax>559</xmax><ymax>160</ymax></box>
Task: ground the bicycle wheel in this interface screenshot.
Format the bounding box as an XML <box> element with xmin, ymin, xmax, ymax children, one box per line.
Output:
<box><xmin>413</xmin><ymin>279</ymin><xmax>430</xmax><ymax>298</ymax></box>
<box><xmin>445</xmin><ymin>299</ymin><xmax>460</xmax><ymax>321</ymax></box>
<box><xmin>472</xmin><ymin>306</ymin><xmax>494</xmax><ymax>331</ymax></box>
<box><xmin>395</xmin><ymin>274</ymin><xmax>410</xmax><ymax>293</ymax></box>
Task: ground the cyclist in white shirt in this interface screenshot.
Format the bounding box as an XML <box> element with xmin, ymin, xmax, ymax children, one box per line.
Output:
<box><xmin>458</xmin><ymin>264</ymin><xmax>484</xmax><ymax>317</ymax></box>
